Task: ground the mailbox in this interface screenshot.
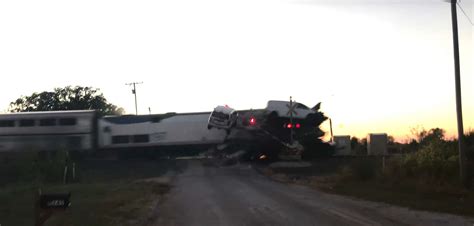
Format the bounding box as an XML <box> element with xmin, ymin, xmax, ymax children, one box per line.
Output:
<box><xmin>39</xmin><ymin>193</ymin><xmax>71</xmax><ymax>209</ymax></box>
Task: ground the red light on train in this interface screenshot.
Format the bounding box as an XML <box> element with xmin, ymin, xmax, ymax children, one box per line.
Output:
<box><xmin>249</xmin><ymin>117</ymin><xmax>256</xmax><ymax>126</ymax></box>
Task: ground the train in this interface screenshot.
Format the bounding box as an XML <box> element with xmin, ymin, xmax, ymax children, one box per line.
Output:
<box><xmin>0</xmin><ymin>100</ymin><xmax>328</xmax><ymax>159</ymax></box>
<box><xmin>0</xmin><ymin>110</ymin><xmax>229</xmax><ymax>155</ymax></box>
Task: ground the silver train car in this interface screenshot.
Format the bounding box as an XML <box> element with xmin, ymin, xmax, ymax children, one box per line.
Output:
<box><xmin>98</xmin><ymin>113</ymin><xmax>227</xmax><ymax>149</ymax></box>
<box><xmin>0</xmin><ymin>110</ymin><xmax>229</xmax><ymax>154</ymax></box>
<box><xmin>0</xmin><ymin>110</ymin><xmax>97</xmax><ymax>152</ymax></box>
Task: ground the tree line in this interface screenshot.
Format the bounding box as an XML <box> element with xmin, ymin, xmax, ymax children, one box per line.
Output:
<box><xmin>8</xmin><ymin>86</ymin><xmax>124</xmax><ymax>116</ymax></box>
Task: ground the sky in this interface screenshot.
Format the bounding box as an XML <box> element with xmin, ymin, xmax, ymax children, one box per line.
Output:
<box><xmin>0</xmin><ymin>0</ymin><xmax>473</xmax><ymax>141</ymax></box>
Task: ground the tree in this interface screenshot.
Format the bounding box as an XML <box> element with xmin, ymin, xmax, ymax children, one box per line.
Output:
<box><xmin>350</xmin><ymin>137</ymin><xmax>367</xmax><ymax>155</ymax></box>
<box><xmin>9</xmin><ymin>86</ymin><xmax>124</xmax><ymax>116</ymax></box>
<box><xmin>387</xmin><ymin>135</ymin><xmax>395</xmax><ymax>145</ymax></box>
<box><xmin>351</xmin><ymin>137</ymin><xmax>360</xmax><ymax>150</ymax></box>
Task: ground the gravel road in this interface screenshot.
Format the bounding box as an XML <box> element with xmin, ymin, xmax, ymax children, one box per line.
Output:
<box><xmin>153</xmin><ymin>160</ymin><xmax>474</xmax><ymax>226</ymax></box>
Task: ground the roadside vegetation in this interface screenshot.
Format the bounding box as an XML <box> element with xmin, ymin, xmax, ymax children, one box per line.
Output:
<box><xmin>0</xmin><ymin>151</ymin><xmax>175</xmax><ymax>226</ymax></box>
<box><xmin>9</xmin><ymin>86</ymin><xmax>124</xmax><ymax>116</ymax></box>
<box><xmin>264</xmin><ymin>128</ymin><xmax>474</xmax><ymax>216</ymax></box>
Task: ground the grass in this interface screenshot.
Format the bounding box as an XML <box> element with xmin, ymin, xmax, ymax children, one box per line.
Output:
<box><xmin>263</xmin><ymin>157</ymin><xmax>474</xmax><ymax>217</ymax></box>
<box><xmin>324</xmin><ymin>180</ymin><xmax>474</xmax><ymax>217</ymax></box>
<box><xmin>0</xmin><ymin>159</ymin><xmax>176</xmax><ymax>226</ymax></box>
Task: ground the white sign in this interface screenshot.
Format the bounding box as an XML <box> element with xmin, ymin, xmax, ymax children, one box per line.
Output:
<box><xmin>286</xmin><ymin>103</ymin><xmax>297</xmax><ymax>116</ymax></box>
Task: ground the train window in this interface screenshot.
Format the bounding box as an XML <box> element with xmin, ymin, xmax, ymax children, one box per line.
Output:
<box><xmin>0</xmin><ymin>120</ymin><xmax>15</xmax><ymax>127</ymax></box>
<box><xmin>112</xmin><ymin>135</ymin><xmax>130</xmax><ymax>144</ymax></box>
<box><xmin>39</xmin><ymin>118</ymin><xmax>57</xmax><ymax>126</ymax></box>
<box><xmin>132</xmin><ymin>134</ymin><xmax>149</xmax><ymax>143</ymax></box>
<box><xmin>19</xmin><ymin>119</ymin><xmax>35</xmax><ymax>127</ymax></box>
<box><xmin>59</xmin><ymin>118</ymin><xmax>77</xmax><ymax>126</ymax></box>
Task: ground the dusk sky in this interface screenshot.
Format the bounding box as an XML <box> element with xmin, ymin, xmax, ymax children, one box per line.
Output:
<box><xmin>0</xmin><ymin>0</ymin><xmax>472</xmax><ymax>141</ymax></box>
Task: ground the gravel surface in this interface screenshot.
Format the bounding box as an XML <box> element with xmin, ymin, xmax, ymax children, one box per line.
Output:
<box><xmin>152</xmin><ymin>160</ymin><xmax>474</xmax><ymax>226</ymax></box>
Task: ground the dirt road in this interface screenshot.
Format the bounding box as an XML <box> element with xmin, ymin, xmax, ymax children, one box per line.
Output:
<box><xmin>153</xmin><ymin>160</ymin><xmax>473</xmax><ymax>226</ymax></box>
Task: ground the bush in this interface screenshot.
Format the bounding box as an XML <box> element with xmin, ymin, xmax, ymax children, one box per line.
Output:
<box><xmin>336</xmin><ymin>128</ymin><xmax>470</xmax><ymax>187</ymax></box>
<box><xmin>301</xmin><ymin>141</ymin><xmax>334</xmax><ymax>160</ymax></box>
<box><xmin>401</xmin><ymin>154</ymin><xmax>418</xmax><ymax>177</ymax></box>
<box><xmin>382</xmin><ymin>136</ymin><xmax>460</xmax><ymax>185</ymax></box>
<box><xmin>382</xmin><ymin>155</ymin><xmax>403</xmax><ymax>181</ymax></box>
<box><xmin>351</xmin><ymin>138</ymin><xmax>367</xmax><ymax>155</ymax></box>
<box><xmin>413</xmin><ymin>139</ymin><xmax>458</xmax><ymax>183</ymax></box>
<box><xmin>352</xmin><ymin>158</ymin><xmax>377</xmax><ymax>181</ymax></box>
<box><xmin>339</xmin><ymin>158</ymin><xmax>378</xmax><ymax>181</ymax></box>
<box><xmin>466</xmin><ymin>131</ymin><xmax>474</xmax><ymax>160</ymax></box>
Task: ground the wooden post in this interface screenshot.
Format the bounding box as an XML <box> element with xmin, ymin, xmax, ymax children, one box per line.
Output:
<box><xmin>63</xmin><ymin>166</ymin><xmax>68</xmax><ymax>184</ymax></box>
<box><xmin>450</xmin><ymin>0</ymin><xmax>469</xmax><ymax>188</ymax></box>
<box><xmin>329</xmin><ymin>118</ymin><xmax>334</xmax><ymax>143</ymax></box>
<box><xmin>34</xmin><ymin>189</ymin><xmax>54</xmax><ymax>226</ymax></box>
<box><xmin>72</xmin><ymin>162</ymin><xmax>76</xmax><ymax>181</ymax></box>
<box><xmin>34</xmin><ymin>189</ymin><xmax>40</xmax><ymax>226</ymax></box>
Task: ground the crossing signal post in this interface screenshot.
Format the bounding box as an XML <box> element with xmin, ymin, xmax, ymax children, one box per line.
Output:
<box><xmin>286</xmin><ymin>96</ymin><xmax>298</xmax><ymax>144</ymax></box>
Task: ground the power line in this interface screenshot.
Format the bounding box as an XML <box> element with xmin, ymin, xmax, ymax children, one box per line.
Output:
<box><xmin>457</xmin><ymin>2</ymin><xmax>474</xmax><ymax>26</ymax></box>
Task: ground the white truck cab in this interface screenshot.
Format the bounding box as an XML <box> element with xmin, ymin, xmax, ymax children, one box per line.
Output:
<box><xmin>207</xmin><ymin>105</ymin><xmax>238</xmax><ymax>131</ymax></box>
<box><xmin>265</xmin><ymin>100</ymin><xmax>316</xmax><ymax>119</ymax></box>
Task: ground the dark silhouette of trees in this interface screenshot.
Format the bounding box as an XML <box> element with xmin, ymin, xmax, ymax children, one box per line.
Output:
<box><xmin>9</xmin><ymin>86</ymin><xmax>124</xmax><ymax>116</ymax></box>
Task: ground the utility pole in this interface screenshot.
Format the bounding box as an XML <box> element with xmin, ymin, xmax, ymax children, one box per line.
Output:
<box><xmin>125</xmin><ymin>82</ymin><xmax>143</xmax><ymax>115</ymax></box>
<box><xmin>449</xmin><ymin>0</ymin><xmax>468</xmax><ymax>187</ymax></box>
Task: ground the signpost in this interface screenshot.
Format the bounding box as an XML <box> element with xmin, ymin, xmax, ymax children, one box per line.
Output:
<box><xmin>35</xmin><ymin>190</ymin><xmax>71</xmax><ymax>226</ymax></box>
<box><xmin>39</xmin><ymin>193</ymin><xmax>71</xmax><ymax>209</ymax></box>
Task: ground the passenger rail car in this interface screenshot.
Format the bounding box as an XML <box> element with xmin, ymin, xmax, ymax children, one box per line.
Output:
<box><xmin>98</xmin><ymin>113</ymin><xmax>228</xmax><ymax>149</ymax></box>
<box><xmin>0</xmin><ymin>110</ymin><xmax>97</xmax><ymax>152</ymax></box>
<box><xmin>0</xmin><ymin>110</ymin><xmax>229</xmax><ymax>154</ymax></box>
